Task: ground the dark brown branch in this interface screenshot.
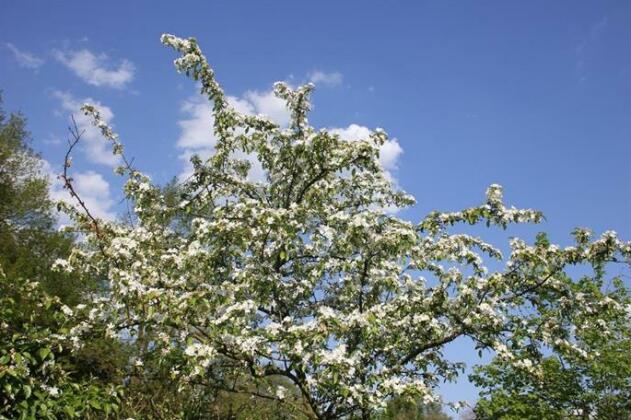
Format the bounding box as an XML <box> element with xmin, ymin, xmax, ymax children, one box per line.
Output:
<box><xmin>60</xmin><ymin>116</ymin><xmax>104</xmax><ymax>241</ymax></box>
<box><xmin>398</xmin><ymin>329</ymin><xmax>463</xmax><ymax>367</ymax></box>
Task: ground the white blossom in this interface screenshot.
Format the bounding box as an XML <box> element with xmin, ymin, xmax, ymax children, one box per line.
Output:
<box><xmin>53</xmin><ymin>32</ymin><xmax>631</xmax><ymax>418</ymax></box>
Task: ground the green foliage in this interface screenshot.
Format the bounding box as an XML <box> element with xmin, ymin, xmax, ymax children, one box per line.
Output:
<box><xmin>377</xmin><ymin>397</ymin><xmax>451</xmax><ymax>420</ymax></box>
<box><xmin>3</xmin><ymin>31</ymin><xmax>631</xmax><ymax>417</ymax></box>
<box><xmin>472</xmin><ymin>275</ymin><xmax>631</xmax><ymax>419</ymax></box>
<box><xmin>0</xmin><ymin>94</ymin><xmax>125</xmax><ymax>418</ymax></box>
<box><xmin>118</xmin><ymin>355</ymin><xmax>311</xmax><ymax>419</ymax></box>
<box><xmin>0</xmin><ymin>94</ymin><xmax>93</xmax><ymax>305</ymax></box>
<box><xmin>0</xmin><ymin>270</ymin><xmax>122</xmax><ymax>419</ymax></box>
<box><xmin>0</xmin><ymin>96</ymin><xmax>51</xmax><ymax>231</ymax></box>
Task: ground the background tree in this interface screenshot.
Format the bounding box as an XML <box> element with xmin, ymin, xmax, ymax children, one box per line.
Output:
<box><xmin>0</xmin><ymin>93</ymin><xmax>116</xmax><ymax>311</ymax></box>
<box><xmin>56</xmin><ymin>34</ymin><xmax>631</xmax><ymax>419</ymax></box>
<box><xmin>471</xmin><ymin>270</ymin><xmax>631</xmax><ymax>419</ymax></box>
<box><xmin>0</xmin><ymin>268</ymin><xmax>122</xmax><ymax>418</ymax></box>
<box><xmin>0</xmin><ymin>95</ymin><xmax>126</xmax><ymax>418</ymax></box>
<box><xmin>377</xmin><ymin>398</ymin><xmax>451</xmax><ymax>420</ymax></box>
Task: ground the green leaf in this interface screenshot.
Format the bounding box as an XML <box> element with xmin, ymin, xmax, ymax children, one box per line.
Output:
<box><xmin>37</xmin><ymin>347</ymin><xmax>51</xmax><ymax>361</ymax></box>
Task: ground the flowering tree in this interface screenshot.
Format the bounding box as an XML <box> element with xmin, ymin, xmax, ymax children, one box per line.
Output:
<box><xmin>56</xmin><ymin>34</ymin><xmax>631</xmax><ymax>419</ymax></box>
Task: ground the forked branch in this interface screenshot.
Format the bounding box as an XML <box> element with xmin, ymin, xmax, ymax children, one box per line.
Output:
<box><xmin>60</xmin><ymin>115</ymin><xmax>103</xmax><ymax>239</ymax></box>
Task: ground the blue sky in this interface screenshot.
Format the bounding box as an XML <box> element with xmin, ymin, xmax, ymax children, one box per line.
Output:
<box><xmin>2</xmin><ymin>0</ymin><xmax>631</xmax><ymax>413</ymax></box>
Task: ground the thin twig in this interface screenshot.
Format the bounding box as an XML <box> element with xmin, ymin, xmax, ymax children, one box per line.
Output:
<box><xmin>60</xmin><ymin>115</ymin><xmax>104</xmax><ymax>241</ymax></box>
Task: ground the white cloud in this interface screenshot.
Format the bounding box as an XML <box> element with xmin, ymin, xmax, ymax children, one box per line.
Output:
<box><xmin>175</xmin><ymin>89</ymin><xmax>290</xmax><ymax>180</ymax></box>
<box><xmin>177</xmin><ymin>97</ymin><xmax>219</xmax><ymax>150</ymax></box>
<box><xmin>330</xmin><ymin>124</ymin><xmax>405</xmax><ymax>214</ymax></box>
<box><xmin>42</xmin><ymin>161</ymin><xmax>117</xmax><ymax>221</ymax></box>
<box><xmin>177</xmin><ymin>91</ymin><xmax>289</xmax><ymax>150</ymax></box>
<box><xmin>71</xmin><ymin>171</ymin><xmax>116</xmax><ymax>220</ymax></box>
<box><xmin>52</xmin><ymin>48</ymin><xmax>134</xmax><ymax>89</ymax></box>
<box><xmin>175</xmin><ymin>89</ymin><xmax>404</xmax><ymax>186</ymax></box>
<box><xmin>377</xmin><ymin>138</ymin><xmax>403</xmax><ymax>172</ymax></box>
<box><xmin>4</xmin><ymin>43</ymin><xmax>44</xmax><ymax>69</ymax></box>
<box><xmin>330</xmin><ymin>123</ymin><xmax>403</xmax><ymax>174</ymax></box>
<box><xmin>330</xmin><ymin>124</ymin><xmax>371</xmax><ymax>142</ymax></box>
<box><xmin>53</xmin><ymin>91</ymin><xmax>121</xmax><ymax>167</ymax></box>
<box><xmin>243</xmin><ymin>90</ymin><xmax>291</xmax><ymax>126</ymax></box>
<box><xmin>308</xmin><ymin>70</ymin><xmax>343</xmax><ymax>87</ymax></box>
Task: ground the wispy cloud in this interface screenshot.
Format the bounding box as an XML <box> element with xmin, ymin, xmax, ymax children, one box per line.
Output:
<box><xmin>308</xmin><ymin>70</ymin><xmax>343</xmax><ymax>87</ymax></box>
<box><xmin>52</xmin><ymin>48</ymin><xmax>135</xmax><ymax>89</ymax></box>
<box><xmin>575</xmin><ymin>16</ymin><xmax>609</xmax><ymax>81</ymax></box>
<box><xmin>4</xmin><ymin>43</ymin><xmax>44</xmax><ymax>69</ymax></box>
<box><xmin>53</xmin><ymin>91</ymin><xmax>121</xmax><ymax>167</ymax></box>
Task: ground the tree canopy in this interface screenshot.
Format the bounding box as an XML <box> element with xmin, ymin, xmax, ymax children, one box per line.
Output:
<box><xmin>1</xmin><ymin>33</ymin><xmax>630</xmax><ymax>420</ymax></box>
<box><xmin>471</xmin><ymin>265</ymin><xmax>631</xmax><ymax>419</ymax></box>
<box><xmin>47</xmin><ymin>34</ymin><xmax>631</xmax><ymax>419</ymax></box>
